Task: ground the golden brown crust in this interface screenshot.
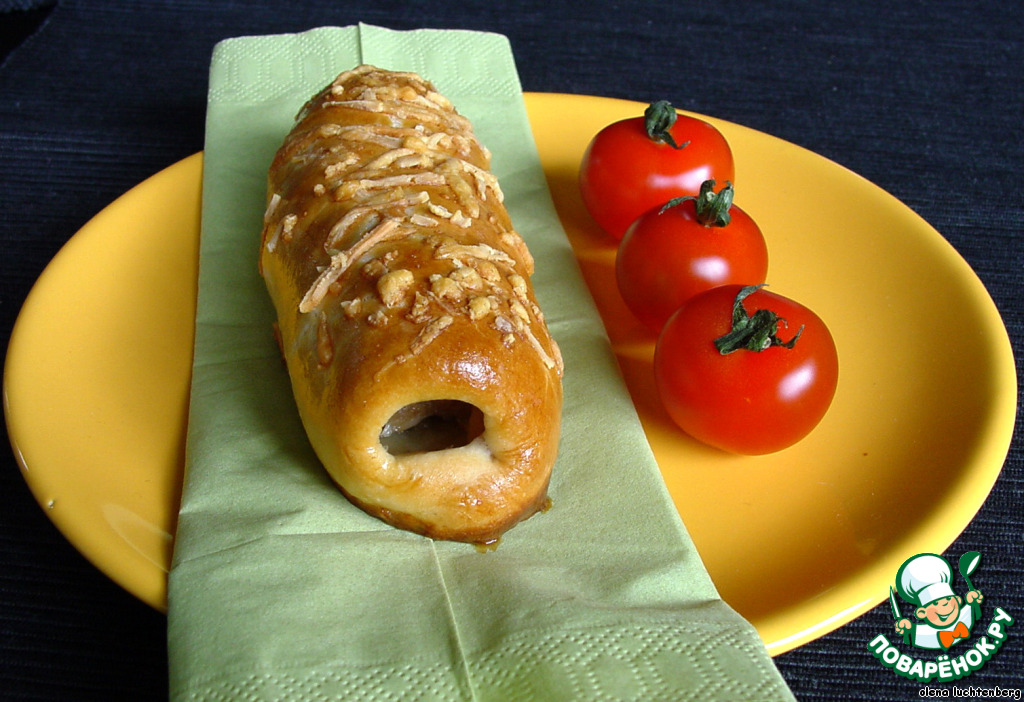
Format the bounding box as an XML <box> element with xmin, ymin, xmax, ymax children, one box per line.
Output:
<box><xmin>259</xmin><ymin>65</ymin><xmax>563</xmax><ymax>543</ymax></box>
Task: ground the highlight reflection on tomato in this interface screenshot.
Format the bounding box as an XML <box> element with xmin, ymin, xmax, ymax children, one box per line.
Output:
<box><xmin>654</xmin><ymin>284</ymin><xmax>839</xmax><ymax>455</ymax></box>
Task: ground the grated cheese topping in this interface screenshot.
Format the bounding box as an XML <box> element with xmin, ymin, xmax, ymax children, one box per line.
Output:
<box><xmin>261</xmin><ymin>65</ymin><xmax>564</xmax><ymax>378</ymax></box>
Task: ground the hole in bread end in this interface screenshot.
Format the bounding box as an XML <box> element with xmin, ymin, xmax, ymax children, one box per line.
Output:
<box><xmin>379</xmin><ymin>400</ymin><xmax>485</xmax><ymax>455</ymax></box>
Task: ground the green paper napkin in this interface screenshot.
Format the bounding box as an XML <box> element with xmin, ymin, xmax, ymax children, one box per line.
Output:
<box><xmin>168</xmin><ymin>24</ymin><xmax>794</xmax><ymax>701</ymax></box>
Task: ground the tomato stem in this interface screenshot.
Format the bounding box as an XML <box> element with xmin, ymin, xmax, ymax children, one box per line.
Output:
<box><xmin>644</xmin><ymin>100</ymin><xmax>690</xmax><ymax>150</ymax></box>
<box><xmin>659</xmin><ymin>179</ymin><xmax>734</xmax><ymax>227</ymax></box>
<box><xmin>714</xmin><ymin>285</ymin><xmax>804</xmax><ymax>354</ymax></box>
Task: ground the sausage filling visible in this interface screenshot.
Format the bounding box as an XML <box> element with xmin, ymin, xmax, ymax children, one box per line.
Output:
<box><xmin>380</xmin><ymin>400</ymin><xmax>486</xmax><ymax>455</ymax></box>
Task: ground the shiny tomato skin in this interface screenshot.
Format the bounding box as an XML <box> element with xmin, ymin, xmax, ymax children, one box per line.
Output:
<box><xmin>616</xmin><ymin>198</ymin><xmax>768</xmax><ymax>332</ymax></box>
<box><xmin>579</xmin><ymin>115</ymin><xmax>734</xmax><ymax>239</ymax></box>
<box><xmin>654</xmin><ymin>285</ymin><xmax>838</xmax><ymax>455</ymax></box>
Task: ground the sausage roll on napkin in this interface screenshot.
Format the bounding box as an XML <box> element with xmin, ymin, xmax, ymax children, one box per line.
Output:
<box><xmin>259</xmin><ymin>65</ymin><xmax>564</xmax><ymax>544</ymax></box>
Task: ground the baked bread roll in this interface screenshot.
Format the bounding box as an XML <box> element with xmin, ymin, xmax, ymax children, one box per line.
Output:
<box><xmin>259</xmin><ymin>65</ymin><xmax>564</xmax><ymax>544</ymax></box>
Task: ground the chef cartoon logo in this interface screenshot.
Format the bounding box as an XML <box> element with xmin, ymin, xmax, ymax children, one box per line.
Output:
<box><xmin>867</xmin><ymin>551</ymin><xmax>1016</xmax><ymax>682</ymax></box>
<box><xmin>892</xmin><ymin>552</ymin><xmax>982</xmax><ymax>651</ymax></box>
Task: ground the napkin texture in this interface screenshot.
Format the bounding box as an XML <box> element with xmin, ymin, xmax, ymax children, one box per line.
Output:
<box><xmin>168</xmin><ymin>23</ymin><xmax>794</xmax><ymax>701</ymax></box>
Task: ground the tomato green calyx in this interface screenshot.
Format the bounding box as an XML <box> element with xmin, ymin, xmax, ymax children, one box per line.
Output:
<box><xmin>714</xmin><ymin>285</ymin><xmax>804</xmax><ymax>354</ymax></box>
<box><xmin>644</xmin><ymin>100</ymin><xmax>690</xmax><ymax>150</ymax></box>
<box><xmin>659</xmin><ymin>179</ymin><xmax>734</xmax><ymax>227</ymax></box>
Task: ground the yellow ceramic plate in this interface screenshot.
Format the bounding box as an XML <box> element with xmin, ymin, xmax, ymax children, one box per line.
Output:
<box><xmin>5</xmin><ymin>94</ymin><xmax>1016</xmax><ymax>655</ymax></box>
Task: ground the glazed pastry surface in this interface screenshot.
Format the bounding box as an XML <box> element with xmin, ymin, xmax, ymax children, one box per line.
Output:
<box><xmin>260</xmin><ymin>65</ymin><xmax>564</xmax><ymax>544</ymax></box>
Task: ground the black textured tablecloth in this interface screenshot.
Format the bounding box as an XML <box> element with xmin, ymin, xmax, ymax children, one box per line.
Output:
<box><xmin>2</xmin><ymin>2</ymin><xmax>1021</xmax><ymax>699</ymax></box>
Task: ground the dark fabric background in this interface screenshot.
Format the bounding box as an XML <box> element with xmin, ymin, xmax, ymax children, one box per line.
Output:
<box><xmin>2</xmin><ymin>1</ymin><xmax>1021</xmax><ymax>699</ymax></box>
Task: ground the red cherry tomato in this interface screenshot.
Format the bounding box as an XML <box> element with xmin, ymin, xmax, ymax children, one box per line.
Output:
<box><xmin>579</xmin><ymin>100</ymin><xmax>734</xmax><ymax>239</ymax></box>
<box><xmin>616</xmin><ymin>181</ymin><xmax>768</xmax><ymax>332</ymax></box>
<box><xmin>654</xmin><ymin>284</ymin><xmax>838</xmax><ymax>455</ymax></box>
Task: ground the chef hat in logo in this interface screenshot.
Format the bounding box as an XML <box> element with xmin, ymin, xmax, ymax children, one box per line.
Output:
<box><xmin>896</xmin><ymin>553</ymin><xmax>955</xmax><ymax>607</ymax></box>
